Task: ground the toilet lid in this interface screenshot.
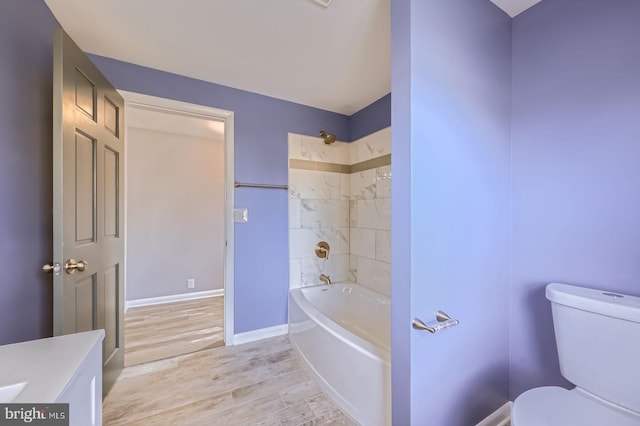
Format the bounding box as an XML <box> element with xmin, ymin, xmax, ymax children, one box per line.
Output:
<box><xmin>512</xmin><ymin>387</ymin><xmax>640</xmax><ymax>426</ymax></box>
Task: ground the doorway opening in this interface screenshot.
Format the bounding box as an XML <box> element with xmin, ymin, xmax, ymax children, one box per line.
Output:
<box><xmin>119</xmin><ymin>91</ymin><xmax>234</xmax><ymax>366</ymax></box>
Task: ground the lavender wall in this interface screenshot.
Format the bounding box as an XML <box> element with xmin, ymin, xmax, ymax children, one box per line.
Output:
<box><xmin>88</xmin><ymin>55</ymin><xmax>350</xmax><ymax>333</ymax></box>
<box><xmin>510</xmin><ymin>0</ymin><xmax>640</xmax><ymax>397</ymax></box>
<box><xmin>392</xmin><ymin>0</ymin><xmax>512</xmax><ymax>424</ymax></box>
<box><xmin>390</xmin><ymin>0</ymin><xmax>412</xmax><ymax>423</ymax></box>
<box><xmin>0</xmin><ymin>1</ymin><xmax>58</xmax><ymax>345</ymax></box>
<box><xmin>0</xmin><ymin>0</ymin><xmax>388</xmax><ymax>344</ymax></box>
<box><xmin>349</xmin><ymin>93</ymin><xmax>391</xmax><ymax>142</ymax></box>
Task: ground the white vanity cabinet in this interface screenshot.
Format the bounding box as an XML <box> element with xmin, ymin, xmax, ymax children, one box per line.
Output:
<box><xmin>0</xmin><ymin>330</ymin><xmax>105</xmax><ymax>426</ymax></box>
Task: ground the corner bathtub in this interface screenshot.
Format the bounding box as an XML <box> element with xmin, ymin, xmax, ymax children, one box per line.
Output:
<box><xmin>288</xmin><ymin>283</ymin><xmax>390</xmax><ymax>426</ymax></box>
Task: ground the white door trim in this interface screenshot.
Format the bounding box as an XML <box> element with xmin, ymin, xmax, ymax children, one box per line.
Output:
<box><xmin>118</xmin><ymin>90</ymin><xmax>235</xmax><ymax>345</ymax></box>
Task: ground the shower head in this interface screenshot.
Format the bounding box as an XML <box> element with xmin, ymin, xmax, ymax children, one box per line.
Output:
<box><xmin>319</xmin><ymin>130</ymin><xmax>336</xmax><ymax>145</ymax></box>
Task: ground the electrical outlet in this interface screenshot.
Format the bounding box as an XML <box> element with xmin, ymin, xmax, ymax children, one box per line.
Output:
<box><xmin>187</xmin><ymin>279</ymin><xmax>195</xmax><ymax>289</ymax></box>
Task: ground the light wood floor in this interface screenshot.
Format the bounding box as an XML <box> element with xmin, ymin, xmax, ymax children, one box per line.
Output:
<box><xmin>104</xmin><ymin>335</ymin><xmax>357</xmax><ymax>425</ymax></box>
<box><xmin>125</xmin><ymin>297</ymin><xmax>224</xmax><ymax>367</ymax></box>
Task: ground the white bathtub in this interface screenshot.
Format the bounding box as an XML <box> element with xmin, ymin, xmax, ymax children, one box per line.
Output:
<box><xmin>288</xmin><ymin>283</ymin><xmax>391</xmax><ymax>426</ymax></box>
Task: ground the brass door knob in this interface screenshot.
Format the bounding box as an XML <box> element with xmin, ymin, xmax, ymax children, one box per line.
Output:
<box><xmin>65</xmin><ymin>259</ymin><xmax>88</xmax><ymax>274</ymax></box>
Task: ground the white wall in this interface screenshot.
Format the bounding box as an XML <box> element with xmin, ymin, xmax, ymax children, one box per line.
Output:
<box><xmin>288</xmin><ymin>127</ymin><xmax>391</xmax><ymax>295</ymax></box>
<box><xmin>126</xmin><ymin>110</ymin><xmax>225</xmax><ymax>301</ymax></box>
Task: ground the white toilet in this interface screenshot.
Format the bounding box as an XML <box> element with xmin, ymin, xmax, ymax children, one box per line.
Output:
<box><xmin>512</xmin><ymin>282</ymin><xmax>640</xmax><ymax>426</ymax></box>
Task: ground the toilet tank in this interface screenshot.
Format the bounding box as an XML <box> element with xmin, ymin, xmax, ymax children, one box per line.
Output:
<box><xmin>546</xmin><ymin>283</ymin><xmax>640</xmax><ymax>413</ymax></box>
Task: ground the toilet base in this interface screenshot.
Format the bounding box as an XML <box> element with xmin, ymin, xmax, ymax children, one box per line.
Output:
<box><xmin>512</xmin><ymin>386</ymin><xmax>640</xmax><ymax>426</ymax></box>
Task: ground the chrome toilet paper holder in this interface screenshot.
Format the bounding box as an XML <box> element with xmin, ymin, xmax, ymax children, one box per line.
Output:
<box><xmin>412</xmin><ymin>311</ymin><xmax>459</xmax><ymax>334</ymax></box>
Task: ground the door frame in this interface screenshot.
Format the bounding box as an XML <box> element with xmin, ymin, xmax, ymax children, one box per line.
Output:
<box><xmin>118</xmin><ymin>90</ymin><xmax>235</xmax><ymax>345</ymax></box>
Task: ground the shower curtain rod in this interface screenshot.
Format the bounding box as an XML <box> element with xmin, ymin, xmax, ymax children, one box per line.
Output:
<box><xmin>234</xmin><ymin>181</ymin><xmax>289</xmax><ymax>190</ymax></box>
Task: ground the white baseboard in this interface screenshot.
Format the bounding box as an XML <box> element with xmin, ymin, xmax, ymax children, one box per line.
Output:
<box><xmin>125</xmin><ymin>289</ymin><xmax>223</xmax><ymax>311</ymax></box>
<box><xmin>476</xmin><ymin>401</ymin><xmax>512</xmax><ymax>426</ymax></box>
<box><xmin>233</xmin><ymin>324</ymin><xmax>289</xmax><ymax>346</ymax></box>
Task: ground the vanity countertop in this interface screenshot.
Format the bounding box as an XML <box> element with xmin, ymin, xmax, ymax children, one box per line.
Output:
<box><xmin>0</xmin><ymin>330</ymin><xmax>104</xmax><ymax>403</ymax></box>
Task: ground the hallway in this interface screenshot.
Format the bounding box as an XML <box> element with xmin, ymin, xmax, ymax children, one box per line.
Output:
<box><xmin>124</xmin><ymin>297</ymin><xmax>224</xmax><ymax>366</ymax></box>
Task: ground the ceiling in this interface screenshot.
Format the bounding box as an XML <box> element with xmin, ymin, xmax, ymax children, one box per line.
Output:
<box><xmin>44</xmin><ymin>0</ymin><xmax>540</xmax><ymax>116</ymax></box>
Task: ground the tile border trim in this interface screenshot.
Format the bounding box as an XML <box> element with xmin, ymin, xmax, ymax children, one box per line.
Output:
<box><xmin>350</xmin><ymin>154</ymin><xmax>391</xmax><ymax>174</ymax></box>
<box><xmin>289</xmin><ymin>159</ymin><xmax>350</xmax><ymax>173</ymax></box>
<box><xmin>289</xmin><ymin>154</ymin><xmax>391</xmax><ymax>174</ymax></box>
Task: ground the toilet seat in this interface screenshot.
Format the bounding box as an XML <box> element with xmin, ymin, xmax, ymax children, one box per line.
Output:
<box><xmin>512</xmin><ymin>386</ymin><xmax>640</xmax><ymax>426</ymax></box>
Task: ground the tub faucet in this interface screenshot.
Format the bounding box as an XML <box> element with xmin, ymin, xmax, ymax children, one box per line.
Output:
<box><xmin>319</xmin><ymin>274</ymin><xmax>332</xmax><ymax>285</ymax></box>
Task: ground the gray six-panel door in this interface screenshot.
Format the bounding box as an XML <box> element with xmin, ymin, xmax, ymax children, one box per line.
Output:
<box><xmin>52</xmin><ymin>28</ymin><xmax>125</xmax><ymax>396</ymax></box>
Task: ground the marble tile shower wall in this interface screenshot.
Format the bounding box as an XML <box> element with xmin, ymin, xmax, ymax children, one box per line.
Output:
<box><xmin>288</xmin><ymin>133</ymin><xmax>351</xmax><ymax>288</ymax></box>
<box><xmin>349</xmin><ymin>128</ymin><xmax>391</xmax><ymax>297</ymax></box>
<box><xmin>289</xmin><ymin>128</ymin><xmax>391</xmax><ymax>296</ymax></box>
